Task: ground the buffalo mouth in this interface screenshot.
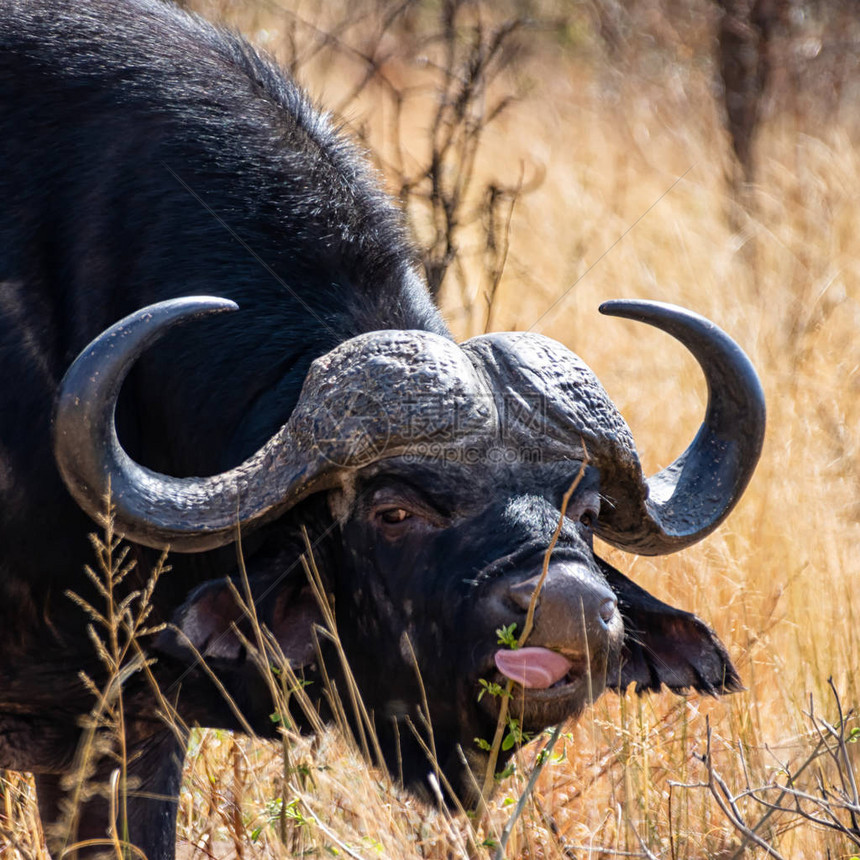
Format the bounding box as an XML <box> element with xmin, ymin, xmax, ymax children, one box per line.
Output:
<box><xmin>476</xmin><ymin>651</ymin><xmax>607</xmax><ymax>731</ymax></box>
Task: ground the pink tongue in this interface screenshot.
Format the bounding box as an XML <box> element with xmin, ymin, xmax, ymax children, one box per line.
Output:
<box><xmin>494</xmin><ymin>647</ymin><xmax>573</xmax><ymax>689</ymax></box>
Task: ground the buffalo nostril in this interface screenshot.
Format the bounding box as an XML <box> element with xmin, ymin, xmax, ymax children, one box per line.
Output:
<box><xmin>599</xmin><ymin>597</ymin><xmax>617</xmax><ymax>624</ymax></box>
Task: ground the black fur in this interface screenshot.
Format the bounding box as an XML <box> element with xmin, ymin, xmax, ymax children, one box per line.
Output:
<box><xmin>0</xmin><ymin>0</ymin><xmax>445</xmax><ymax>647</ymax></box>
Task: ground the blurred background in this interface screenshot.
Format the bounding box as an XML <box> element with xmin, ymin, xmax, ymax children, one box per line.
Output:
<box><xmin>4</xmin><ymin>1</ymin><xmax>860</xmax><ymax>857</ymax></box>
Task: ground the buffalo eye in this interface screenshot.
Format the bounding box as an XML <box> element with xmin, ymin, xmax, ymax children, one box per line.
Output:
<box><xmin>378</xmin><ymin>507</ymin><xmax>412</xmax><ymax>525</ymax></box>
<box><xmin>367</xmin><ymin>485</ymin><xmax>447</xmax><ymax>536</ymax></box>
<box><xmin>566</xmin><ymin>489</ymin><xmax>601</xmax><ymax>532</ymax></box>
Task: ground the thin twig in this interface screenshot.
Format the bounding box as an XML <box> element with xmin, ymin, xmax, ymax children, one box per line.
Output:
<box><xmin>493</xmin><ymin>724</ymin><xmax>562</xmax><ymax>860</ymax></box>
<box><xmin>480</xmin><ymin>451</ymin><xmax>589</xmax><ymax>811</ymax></box>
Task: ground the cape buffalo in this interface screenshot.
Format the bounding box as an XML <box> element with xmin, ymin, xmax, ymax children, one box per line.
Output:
<box><xmin>0</xmin><ymin>0</ymin><xmax>766</xmax><ymax>857</ymax></box>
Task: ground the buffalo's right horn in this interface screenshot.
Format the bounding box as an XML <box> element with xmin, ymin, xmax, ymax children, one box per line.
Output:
<box><xmin>596</xmin><ymin>300</ymin><xmax>766</xmax><ymax>555</ymax></box>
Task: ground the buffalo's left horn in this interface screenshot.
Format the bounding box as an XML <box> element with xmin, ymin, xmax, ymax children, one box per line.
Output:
<box><xmin>596</xmin><ymin>300</ymin><xmax>766</xmax><ymax>555</ymax></box>
<box><xmin>52</xmin><ymin>297</ymin><xmax>333</xmax><ymax>552</ymax></box>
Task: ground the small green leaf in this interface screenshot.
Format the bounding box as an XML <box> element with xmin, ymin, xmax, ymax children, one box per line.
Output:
<box><xmin>474</xmin><ymin>737</ymin><xmax>492</xmax><ymax>751</ymax></box>
<box><xmin>501</xmin><ymin>718</ymin><xmax>533</xmax><ymax>751</ymax></box>
<box><xmin>477</xmin><ymin>678</ymin><xmax>510</xmax><ymax>702</ymax></box>
<box><xmin>496</xmin><ymin>622</ymin><xmax>519</xmax><ymax>648</ymax></box>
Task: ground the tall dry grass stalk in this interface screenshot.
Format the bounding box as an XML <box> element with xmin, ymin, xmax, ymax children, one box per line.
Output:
<box><xmin>4</xmin><ymin>0</ymin><xmax>860</xmax><ymax>857</ymax></box>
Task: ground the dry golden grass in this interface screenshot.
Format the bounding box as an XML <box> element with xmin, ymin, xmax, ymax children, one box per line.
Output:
<box><xmin>3</xmin><ymin>1</ymin><xmax>860</xmax><ymax>857</ymax></box>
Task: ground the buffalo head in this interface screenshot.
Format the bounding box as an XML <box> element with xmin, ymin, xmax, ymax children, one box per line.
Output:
<box><xmin>53</xmin><ymin>297</ymin><xmax>764</xmax><ymax>803</ymax></box>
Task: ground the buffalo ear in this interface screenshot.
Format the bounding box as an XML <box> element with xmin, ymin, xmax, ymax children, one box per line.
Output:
<box><xmin>595</xmin><ymin>556</ymin><xmax>743</xmax><ymax>696</ymax></box>
<box><xmin>155</xmin><ymin>578</ymin><xmax>322</xmax><ymax>669</ymax></box>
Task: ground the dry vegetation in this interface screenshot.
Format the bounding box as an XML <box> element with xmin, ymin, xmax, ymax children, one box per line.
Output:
<box><xmin>3</xmin><ymin>0</ymin><xmax>860</xmax><ymax>857</ymax></box>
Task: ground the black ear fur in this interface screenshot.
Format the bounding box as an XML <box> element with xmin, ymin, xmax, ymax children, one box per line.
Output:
<box><xmin>155</xmin><ymin>578</ymin><xmax>322</xmax><ymax>670</ymax></box>
<box><xmin>596</xmin><ymin>556</ymin><xmax>743</xmax><ymax>696</ymax></box>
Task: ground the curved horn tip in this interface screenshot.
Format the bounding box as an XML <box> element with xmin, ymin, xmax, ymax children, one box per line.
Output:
<box><xmin>142</xmin><ymin>295</ymin><xmax>240</xmax><ymax>321</ymax></box>
<box><xmin>93</xmin><ymin>296</ymin><xmax>241</xmax><ymax>351</ymax></box>
<box><xmin>597</xmin><ymin>298</ymin><xmax>766</xmax><ymax>415</ymax></box>
<box><xmin>56</xmin><ymin>296</ymin><xmax>242</xmax><ymax>407</ymax></box>
<box><xmin>599</xmin><ymin>298</ymin><xmax>704</xmax><ymax>325</ymax></box>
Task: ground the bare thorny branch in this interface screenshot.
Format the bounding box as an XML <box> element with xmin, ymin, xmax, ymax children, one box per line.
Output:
<box><xmin>669</xmin><ymin>681</ymin><xmax>860</xmax><ymax>858</ymax></box>
<box><xmin>257</xmin><ymin>0</ymin><xmax>537</xmax><ymax>335</ymax></box>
